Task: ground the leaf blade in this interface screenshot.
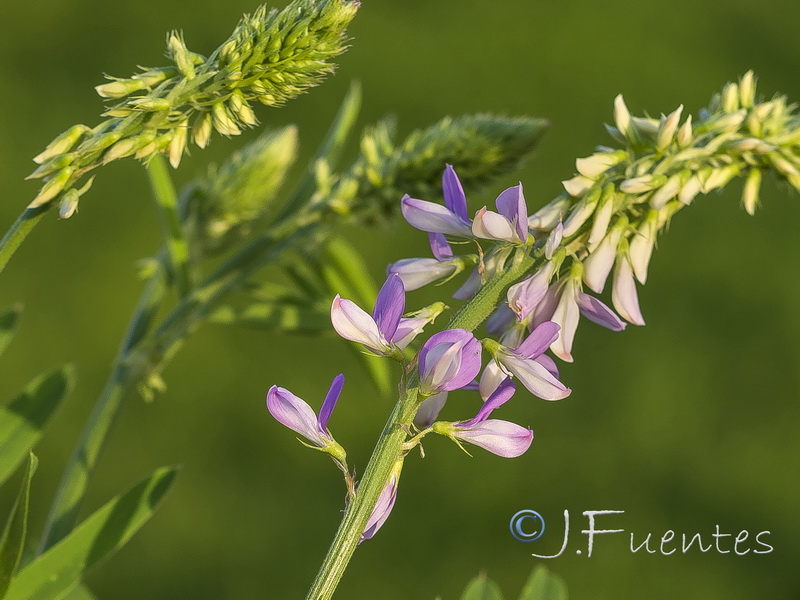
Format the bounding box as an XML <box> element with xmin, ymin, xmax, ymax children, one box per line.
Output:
<box><xmin>460</xmin><ymin>573</ymin><xmax>505</xmax><ymax>600</ymax></box>
<box><xmin>518</xmin><ymin>566</ymin><xmax>568</xmax><ymax>600</ymax></box>
<box><xmin>0</xmin><ymin>453</ymin><xmax>37</xmax><ymax>599</ymax></box>
<box><xmin>0</xmin><ymin>367</ymin><xmax>75</xmax><ymax>487</ymax></box>
<box><xmin>6</xmin><ymin>467</ymin><xmax>177</xmax><ymax>600</ymax></box>
<box><xmin>0</xmin><ymin>305</ymin><xmax>22</xmax><ymax>358</ymax></box>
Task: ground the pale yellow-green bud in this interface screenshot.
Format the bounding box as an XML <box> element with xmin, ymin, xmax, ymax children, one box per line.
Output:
<box><xmin>95</xmin><ymin>78</ymin><xmax>147</xmax><ymax>99</ymax></box>
<box><xmin>587</xmin><ymin>191</ymin><xmax>614</xmax><ymax>249</ymax></box>
<box><xmin>58</xmin><ymin>189</ymin><xmax>80</xmax><ymax>219</ymax></box>
<box><xmin>134</xmin><ymin>131</ymin><xmax>172</xmax><ymax>159</ymax></box>
<box><xmin>722</xmin><ymin>82</ymin><xmax>740</xmax><ymax>113</ymax></box>
<box><xmin>741</xmin><ymin>167</ymin><xmax>762</xmax><ymax>216</ymax></box>
<box><xmin>33</xmin><ymin>124</ymin><xmax>90</xmax><ymax>164</ymax></box>
<box><xmin>575</xmin><ymin>150</ymin><xmax>626</xmax><ymax>179</ymax></box>
<box><xmin>132</xmin><ymin>68</ymin><xmax>173</xmax><ymax>87</ymax></box>
<box><xmin>167</xmin><ymin>32</ymin><xmax>195</xmax><ymax>79</ymax></box>
<box><xmin>631</xmin><ymin>116</ymin><xmax>660</xmax><ymax>139</ymax></box>
<box><xmin>229</xmin><ymin>90</ymin><xmax>258</xmax><ymax>127</ymax></box>
<box><xmin>701</xmin><ymin>164</ymin><xmax>740</xmax><ymax>192</ymax></box>
<box><xmin>657</xmin><ymin>105</ymin><xmax>683</xmax><ymax>151</ymax></box>
<box><xmin>212</xmin><ymin>102</ymin><xmax>241</xmax><ymax>136</ymax></box>
<box><xmin>193</xmin><ymin>113</ymin><xmax>213</xmax><ymax>148</ymax></box>
<box><xmin>103</xmin><ymin>131</ymin><xmax>156</xmax><ymax>163</ymax></box>
<box><xmin>619</xmin><ymin>174</ymin><xmax>666</xmax><ymax>195</ymax></box>
<box><xmin>613</xmin><ymin>94</ymin><xmax>631</xmax><ymax>138</ymax></box>
<box><xmin>649</xmin><ymin>173</ymin><xmax>683</xmax><ymax>209</ymax></box>
<box><xmin>128</xmin><ymin>97</ymin><xmax>172</xmax><ymax>111</ymax></box>
<box><xmin>768</xmin><ymin>151</ymin><xmax>800</xmax><ymax>176</ymax></box>
<box><xmin>739</xmin><ymin>71</ymin><xmax>756</xmax><ymax>108</ymax></box>
<box><xmin>28</xmin><ymin>167</ymin><xmax>74</xmax><ymax>208</ymax></box>
<box><xmin>169</xmin><ymin>122</ymin><xmax>189</xmax><ymax>168</ymax></box>
<box><xmin>676</xmin><ymin>114</ymin><xmax>693</xmax><ymax>148</ymax></box>
<box><xmin>561</xmin><ymin>175</ymin><xmax>594</xmax><ymax>198</ymax></box>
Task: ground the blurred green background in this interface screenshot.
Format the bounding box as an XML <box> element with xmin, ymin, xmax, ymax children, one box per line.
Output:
<box><xmin>2</xmin><ymin>0</ymin><xmax>800</xmax><ymax>598</ymax></box>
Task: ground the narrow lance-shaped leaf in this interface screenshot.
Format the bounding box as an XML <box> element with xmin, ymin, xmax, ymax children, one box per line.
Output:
<box><xmin>5</xmin><ymin>467</ymin><xmax>177</xmax><ymax>600</ymax></box>
<box><xmin>207</xmin><ymin>302</ymin><xmax>330</xmax><ymax>333</ymax></box>
<box><xmin>0</xmin><ymin>306</ymin><xmax>22</xmax><ymax>358</ymax></box>
<box><xmin>517</xmin><ymin>565</ymin><xmax>568</xmax><ymax>600</ymax></box>
<box><xmin>0</xmin><ymin>366</ymin><xmax>75</xmax><ymax>487</ymax></box>
<box><xmin>460</xmin><ymin>573</ymin><xmax>505</xmax><ymax>600</ymax></box>
<box><xmin>318</xmin><ymin>239</ymin><xmax>392</xmax><ymax>396</ymax></box>
<box><xmin>0</xmin><ymin>453</ymin><xmax>37</xmax><ymax>599</ymax></box>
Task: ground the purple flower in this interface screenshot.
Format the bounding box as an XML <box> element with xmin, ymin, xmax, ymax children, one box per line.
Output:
<box><xmin>435</xmin><ymin>380</ymin><xmax>533</xmax><ymax>458</ymax></box>
<box><xmin>506</xmin><ymin>261</ymin><xmax>556</xmax><ymax>322</ymax></box>
<box><xmin>414</xmin><ymin>391</ymin><xmax>449</xmax><ymax>428</ymax></box>
<box><xmin>266</xmin><ymin>374</ymin><xmax>345</xmax><ymax>451</ymax></box>
<box><xmin>418</xmin><ymin>329</ymin><xmax>483</xmax><ymax>396</ymax></box>
<box><xmin>400</xmin><ymin>165</ymin><xmax>472</xmax><ymax>237</ymax></box>
<box><xmin>392</xmin><ymin>302</ymin><xmax>447</xmax><ymax>349</ymax></box>
<box><xmin>360</xmin><ymin>460</ymin><xmax>403</xmax><ymax>542</ymax></box>
<box><xmin>472</xmin><ymin>184</ymin><xmax>529</xmax><ymax>243</ymax></box>
<box><xmin>387</xmin><ymin>257</ymin><xmax>457</xmax><ymax>291</ymax></box>
<box><xmin>490</xmin><ymin>322</ymin><xmax>571</xmax><ymax>400</ymax></box>
<box><xmin>332</xmin><ymin>274</ymin><xmax>431</xmax><ymax>356</ymax></box>
<box><xmin>532</xmin><ymin>271</ymin><xmax>625</xmax><ymax>362</ymax></box>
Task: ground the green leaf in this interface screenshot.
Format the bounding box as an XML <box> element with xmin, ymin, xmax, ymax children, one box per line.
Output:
<box><xmin>0</xmin><ymin>453</ymin><xmax>37</xmax><ymax>599</ymax></box>
<box><xmin>0</xmin><ymin>367</ymin><xmax>75</xmax><ymax>487</ymax></box>
<box><xmin>518</xmin><ymin>566</ymin><xmax>568</xmax><ymax>600</ymax></box>
<box><xmin>460</xmin><ymin>574</ymin><xmax>505</xmax><ymax>600</ymax></box>
<box><xmin>0</xmin><ymin>305</ymin><xmax>22</xmax><ymax>358</ymax></box>
<box><xmin>207</xmin><ymin>302</ymin><xmax>330</xmax><ymax>333</ymax></box>
<box><xmin>61</xmin><ymin>586</ymin><xmax>96</xmax><ymax>600</ymax></box>
<box><xmin>5</xmin><ymin>467</ymin><xmax>177</xmax><ymax>600</ymax></box>
<box><xmin>318</xmin><ymin>239</ymin><xmax>392</xmax><ymax>396</ymax></box>
<box><xmin>323</xmin><ymin>237</ymin><xmax>378</xmax><ymax>307</ymax></box>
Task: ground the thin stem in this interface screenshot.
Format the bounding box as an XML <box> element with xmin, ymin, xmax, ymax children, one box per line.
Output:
<box><xmin>39</xmin><ymin>268</ymin><xmax>168</xmax><ymax>551</ymax></box>
<box><xmin>147</xmin><ymin>155</ymin><xmax>191</xmax><ymax>297</ymax></box>
<box><xmin>305</xmin><ymin>380</ymin><xmax>420</xmax><ymax>600</ymax></box>
<box><xmin>0</xmin><ymin>206</ymin><xmax>49</xmax><ymax>277</ymax></box>
<box><xmin>304</xmin><ymin>247</ymin><xmax>539</xmax><ymax>600</ymax></box>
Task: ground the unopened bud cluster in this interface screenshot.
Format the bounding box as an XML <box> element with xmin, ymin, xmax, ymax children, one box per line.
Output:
<box><xmin>27</xmin><ymin>0</ymin><xmax>359</xmax><ymax>217</ymax></box>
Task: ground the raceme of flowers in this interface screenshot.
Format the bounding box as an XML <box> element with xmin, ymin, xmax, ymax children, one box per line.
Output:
<box><xmin>265</xmin><ymin>71</ymin><xmax>800</xmax><ymax>542</ymax></box>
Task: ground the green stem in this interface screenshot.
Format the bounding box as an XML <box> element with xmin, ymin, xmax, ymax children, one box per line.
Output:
<box><xmin>38</xmin><ymin>261</ymin><xmax>168</xmax><ymax>552</ymax></box>
<box><xmin>147</xmin><ymin>155</ymin><xmax>191</xmax><ymax>297</ymax></box>
<box><xmin>304</xmin><ymin>248</ymin><xmax>538</xmax><ymax>600</ymax></box>
<box><xmin>0</xmin><ymin>206</ymin><xmax>49</xmax><ymax>277</ymax></box>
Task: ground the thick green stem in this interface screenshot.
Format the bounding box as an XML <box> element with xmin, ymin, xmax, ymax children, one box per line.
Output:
<box><xmin>0</xmin><ymin>206</ymin><xmax>49</xmax><ymax>277</ymax></box>
<box><xmin>147</xmin><ymin>155</ymin><xmax>191</xmax><ymax>297</ymax></box>
<box><xmin>305</xmin><ymin>248</ymin><xmax>538</xmax><ymax>600</ymax></box>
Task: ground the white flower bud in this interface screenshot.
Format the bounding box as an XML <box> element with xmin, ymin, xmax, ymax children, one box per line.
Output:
<box><xmin>739</xmin><ymin>71</ymin><xmax>756</xmax><ymax>108</ymax></box>
<box><xmin>649</xmin><ymin>173</ymin><xmax>683</xmax><ymax>209</ymax></box>
<box><xmin>722</xmin><ymin>82</ymin><xmax>740</xmax><ymax>113</ymax></box>
<box><xmin>562</xmin><ymin>175</ymin><xmax>594</xmax><ymax>198</ymax></box>
<box><xmin>613</xmin><ymin>94</ymin><xmax>631</xmax><ymax>138</ymax></box>
<box><xmin>575</xmin><ymin>150</ymin><xmax>626</xmax><ymax>179</ymax></box>
<box><xmin>657</xmin><ymin>105</ymin><xmax>683</xmax><ymax>151</ymax></box>
<box><xmin>677</xmin><ymin>114</ymin><xmax>693</xmax><ymax>148</ymax></box>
